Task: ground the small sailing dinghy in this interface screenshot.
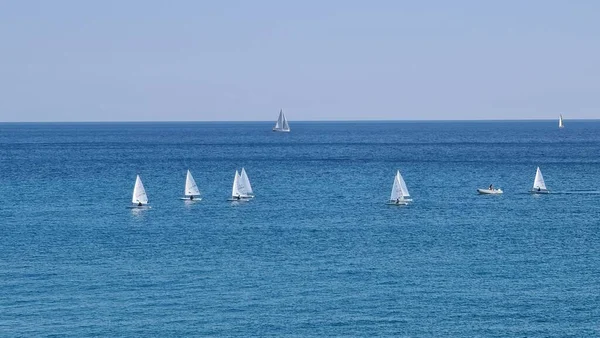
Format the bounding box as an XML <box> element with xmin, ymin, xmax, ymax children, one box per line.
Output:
<box><xmin>530</xmin><ymin>167</ymin><xmax>549</xmax><ymax>194</ymax></box>
<box><xmin>180</xmin><ymin>169</ymin><xmax>201</xmax><ymax>201</ymax></box>
<box><xmin>559</xmin><ymin>114</ymin><xmax>564</xmax><ymax>129</ymax></box>
<box><xmin>272</xmin><ymin>109</ymin><xmax>290</xmax><ymax>132</ymax></box>
<box><xmin>387</xmin><ymin>170</ymin><xmax>412</xmax><ymax>205</ymax></box>
<box><xmin>239</xmin><ymin>168</ymin><xmax>254</xmax><ymax>198</ymax></box>
<box><xmin>129</xmin><ymin>175</ymin><xmax>150</xmax><ymax>208</ymax></box>
<box><xmin>228</xmin><ymin>168</ymin><xmax>254</xmax><ymax>201</ymax></box>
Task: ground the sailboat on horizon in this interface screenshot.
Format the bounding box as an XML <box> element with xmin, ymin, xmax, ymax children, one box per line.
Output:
<box><xmin>530</xmin><ymin>167</ymin><xmax>549</xmax><ymax>194</ymax></box>
<box><xmin>559</xmin><ymin>114</ymin><xmax>564</xmax><ymax>129</ymax></box>
<box><xmin>272</xmin><ymin>109</ymin><xmax>290</xmax><ymax>132</ymax></box>
<box><xmin>387</xmin><ymin>170</ymin><xmax>412</xmax><ymax>205</ymax></box>
<box><xmin>180</xmin><ymin>169</ymin><xmax>201</xmax><ymax>201</ymax></box>
<box><xmin>129</xmin><ymin>175</ymin><xmax>150</xmax><ymax>208</ymax></box>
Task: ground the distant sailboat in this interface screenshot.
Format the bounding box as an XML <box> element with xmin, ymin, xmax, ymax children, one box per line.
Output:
<box><xmin>531</xmin><ymin>167</ymin><xmax>549</xmax><ymax>194</ymax></box>
<box><xmin>180</xmin><ymin>169</ymin><xmax>201</xmax><ymax>201</ymax></box>
<box><xmin>559</xmin><ymin>114</ymin><xmax>564</xmax><ymax>128</ymax></box>
<box><xmin>387</xmin><ymin>170</ymin><xmax>412</xmax><ymax>205</ymax></box>
<box><xmin>272</xmin><ymin>109</ymin><xmax>290</xmax><ymax>132</ymax></box>
<box><xmin>229</xmin><ymin>168</ymin><xmax>254</xmax><ymax>200</ymax></box>
<box><xmin>130</xmin><ymin>175</ymin><xmax>149</xmax><ymax>207</ymax></box>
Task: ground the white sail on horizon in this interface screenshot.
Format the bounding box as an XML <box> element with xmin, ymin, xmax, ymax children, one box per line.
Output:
<box><xmin>282</xmin><ymin>113</ymin><xmax>290</xmax><ymax>131</ymax></box>
<box><xmin>559</xmin><ymin>114</ymin><xmax>564</xmax><ymax>128</ymax></box>
<box><xmin>273</xmin><ymin>109</ymin><xmax>290</xmax><ymax>132</ymax></box>
<box><xmin>532</xmin><ymin>167</ymin><xmax>547</xmax><ymax>191</ymax></box>
<box><xmin>274</xmin><ymin>111</ymin><xmax>282</xmax><ymax>129</ymax></box>
<box><xmin>132</xmin><ymin>175</ymin><xmax>148</xmax><ymax>205</ymax></box>
<box><xmin>184</xmin><ymin>169</ymin><xmax>200</xmax><ymax>197</ymax></box>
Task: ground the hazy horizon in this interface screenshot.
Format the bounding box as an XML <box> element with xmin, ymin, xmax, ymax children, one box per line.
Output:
<box><xmin>1</xmin><ymin>1</ymin><xmax>599</xmax><ymax>122</ymax></box>
<box><xmin>1</xmin><ymin>117</ymin><xmax>594</xmax><ymax>124</ymax></box>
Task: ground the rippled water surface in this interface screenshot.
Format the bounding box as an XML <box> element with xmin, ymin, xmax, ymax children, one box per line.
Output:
<box><xmin>0</xmin><ymin>120</ymin><xmax>599</xmax><ymax>336</ymax></box>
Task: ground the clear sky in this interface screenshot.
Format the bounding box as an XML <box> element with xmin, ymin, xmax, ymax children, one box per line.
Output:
<box><xmin>1</xmin><ymin>0</ymin><xmax>599</xmax><ymax>122</ymax></box>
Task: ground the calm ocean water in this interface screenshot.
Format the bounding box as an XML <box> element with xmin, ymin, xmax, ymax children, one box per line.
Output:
<box><xmin>0</xmin><ymin>120</ymin><xmax>599</xmax><ymax>336</ymax></box>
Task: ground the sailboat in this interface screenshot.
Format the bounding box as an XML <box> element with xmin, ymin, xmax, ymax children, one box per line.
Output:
<box><xmin>387</xmin><ymin>170</ymin><xmax>412</xmax><ymax>205</ymax></box>
<box><xmin>228</xmin><ymin>168</ymin><xmax>254</xmax><ymax>201</ymax></box>
<box><xmin>272</xmin><ymin>109</ymin><xmax>290</xmax><ymax>132</ymax></box>
<box><xmin>239</xmin><ymin>168</ymin><xmax>254</xmax><ymax>198</ymax></box>
<box><xmin>229</xmin><ymin>170</ymin><xmax>242</xmax><ymax>201</ymax></box>
<box><xmin>559</xmin><ymin>114</ymin><xmax>564</xmax><ymax>128</ymax></box>
<box><xmin>180</xmin><ymin>169</ymin><xmax>201</xmax><ymax>201</ymax></box>
<box><xmin>129</xmin><ymin>175</ymin><xmax>150</xmax><ymax>208</ymax></box>
<box><xmin>530</xmin><ymin>167</ymin><xmax>549</xmax><ymax>194</ymax></box>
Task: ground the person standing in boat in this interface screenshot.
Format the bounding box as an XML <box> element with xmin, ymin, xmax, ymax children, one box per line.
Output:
<box><xmin>489</xmin><ymin>184</ymin><xmax>493</xmax><ymax>191</ymax></box>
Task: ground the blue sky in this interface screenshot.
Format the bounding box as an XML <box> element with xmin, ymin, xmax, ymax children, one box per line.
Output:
<box><xmin>0</xmin><ymin>0</ymin><xmax>598</xmax><ymax>121</ymax></box>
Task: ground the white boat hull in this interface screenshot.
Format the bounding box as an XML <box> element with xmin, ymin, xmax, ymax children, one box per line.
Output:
<box><xmin>387</xmin><ymin>200</ymin><xmax>410</xmax><ymax>205</ymax></box>
<box><xmin>530</xmin><ymin>189</ymin><xmax>550</xmax><ymax>194</ymax></box>
<box><xmin>228</xmin><ymin>196</ymin><xmax>253</xmax><ymax>201</ymax></box>
<box><xmin>127</xmin><ymin>205</ymin><xmax>151</xmax><ymax>209</ymax></box>
<box><xmin>272</xmin><ymin>128</ymin><xmax>290</xmax><ymax>132</ymax></box>
<box><xmin>179</xmin><ymin>196</ymin><xmax>202</xmax><ymax>201</ymax></box>
<box><xmin>477</xmin><ymin>188</ymin><xmax>503</xmax><ymax>195</ymax></box>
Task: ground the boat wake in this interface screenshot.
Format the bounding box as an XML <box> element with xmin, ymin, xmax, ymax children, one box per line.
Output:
<box><xmin>559</xmin><ymin>190</ymin><xmax>600</xmax><ymax>195</ymax></box>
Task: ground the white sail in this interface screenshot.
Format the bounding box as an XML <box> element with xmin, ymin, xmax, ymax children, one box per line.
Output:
<box><xmin>132</xmin><ymin>175</ymin><xmax>148</xmax><ymax>205</ymax></box>
<box><xmin>532</xmin><ymin>167</ymin><xmax>547</xmax><ymax>191</ymax></box>
<box><xmin>389</xmin><ymin>173</ymin><xmax>403</xmax><ymax>201</ymax></box>
<box><xmin>231</xmin><ymin>170</ymin><xmax>242</xmax><ymax>197</ymax></box>
<box><xmin>282</xmin><ymin>112</ymin><xmax>290</xmax><ymax>131</ymax></box>
<box><xmin>389</xmin><ymin>170</ymin><xmax>411</xmax><ymax>204</ymax></box>
<box><xmin>240</xmin><ymin>168</ymin><xmax>254</xmax><ymax>196</ymax></box>
<box><xmin>397</xmin><ymin>171</ymin><xmax>410</xmax><ymax>198</ymax></box>
<box><xmin>274</xmin><ymin>111</ymin><xmax>282</xmax><ymax>130</ymax></box>
<box><xmin>559</xmin><ymin>114</ymin><xmax>564</xmax><ymax>128</ymax></box>
<box><xmin>184</xmin><ymin>169</ymin><xmax>200</xmax><ymax>197</ymax></box>
<box><xmin>273</xmin><ymin>109</ymin><xmax>290</xmax><ymax>132</ymax></box>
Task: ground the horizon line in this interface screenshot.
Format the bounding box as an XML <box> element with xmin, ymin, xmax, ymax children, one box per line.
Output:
<box><xmin>0</xmin><ymin>117</ymin><xmax>597</xmax><ymax>124</ymax></box>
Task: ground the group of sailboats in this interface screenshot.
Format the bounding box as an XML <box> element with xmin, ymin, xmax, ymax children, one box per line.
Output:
<box><xmin>129</xmin><ymin>168</ymin><xmax>255</xmax><ymax>208</ymax></box>
<box><xmin>128</xmin><ymin>111</ymin><xmax>559</xmax><ymax>208</ymax></box>
<box><xmin>130</xmin><ymin>165</ymin><xmax>551</xmax><ymax>208</ymax></box>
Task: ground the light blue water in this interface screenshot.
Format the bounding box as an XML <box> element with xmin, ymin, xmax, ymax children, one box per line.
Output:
<box><xmin>0</xmin><ymin>121</ymin><xmax>599</xmax><ymax>336</ymax></box>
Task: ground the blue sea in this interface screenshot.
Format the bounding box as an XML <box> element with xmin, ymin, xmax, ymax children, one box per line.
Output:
<box><xmin>0</xmin><ymin>121</ymin><xmax>599</xmax><ymax>336</ymax></box>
